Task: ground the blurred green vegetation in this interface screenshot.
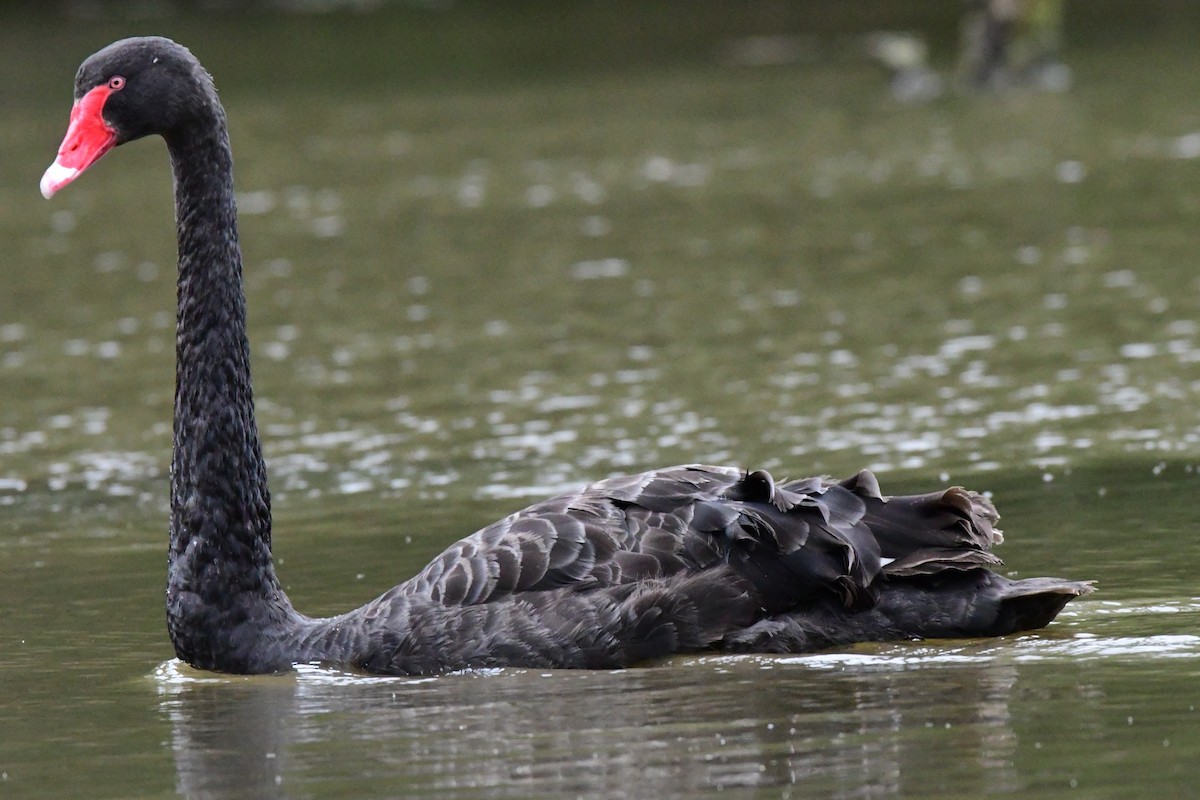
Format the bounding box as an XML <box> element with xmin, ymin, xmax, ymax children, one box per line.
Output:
<box><xmin>4</xmin><ymin>1</ymin><xmax>1200</xmax><ymax>97</ymax></box>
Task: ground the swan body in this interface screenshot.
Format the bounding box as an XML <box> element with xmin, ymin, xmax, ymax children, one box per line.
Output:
<box><xmin>42</xmin><ymin>37</ymin><xmax>1091</xmax><ymax>676</ymax></box>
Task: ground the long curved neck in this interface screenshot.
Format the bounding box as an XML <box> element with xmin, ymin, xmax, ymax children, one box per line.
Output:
<box><xmin>164</xmin><ymin>99</ymin><xmax>297</xmax><ymax>672</ymax></box>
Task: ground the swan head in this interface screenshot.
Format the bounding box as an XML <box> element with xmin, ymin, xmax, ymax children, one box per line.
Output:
<box><xmin>41</xmin><ymin>36</ymin><xmax>210</xmax><ymax>199</ymax></box>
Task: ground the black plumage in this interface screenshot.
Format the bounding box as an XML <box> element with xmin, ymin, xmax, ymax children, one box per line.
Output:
<box><xmin>42</xmin><ymin>37</ymin><xmax>1092</xmax><ymax>676</ymax></box>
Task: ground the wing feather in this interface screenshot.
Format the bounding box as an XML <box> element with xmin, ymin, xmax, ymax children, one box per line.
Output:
<box><xmin>390</xmin><ymin>464</ymin><xmax>1008</xmax><ymax>622</ymax></box>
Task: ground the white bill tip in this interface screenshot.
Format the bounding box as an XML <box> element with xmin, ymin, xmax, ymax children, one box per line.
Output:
<box><xmin>40</xmin><ymin>161</ymin><xmax>80</xmax><ymax>199</ymax></box>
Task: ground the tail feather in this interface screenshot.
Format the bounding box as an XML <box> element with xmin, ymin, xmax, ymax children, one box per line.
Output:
<box><xmin>866</xmin><ymin>571</ymin><xmax>1095</xmax><ymax>638</ymax></box>
<box><xmin>987</xmin><ymin>575</ymin><xmax>1096</xmax><ymax>634</ymax></box>
<box><xmin>720</xmin><ymin>571</ymin><xmax>1095</xmax><ymax>654</ymax></box>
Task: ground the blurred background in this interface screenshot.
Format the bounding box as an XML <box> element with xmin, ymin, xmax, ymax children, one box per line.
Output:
<box><xmin>4</xmin><ymin>0</ymin><xmax>1199</xmax><ymax>492</ymax></box>
<box><xmin>2</xmin><ymin>2</ymin><xmax>1199</xmax><ymax>799</ymax></box>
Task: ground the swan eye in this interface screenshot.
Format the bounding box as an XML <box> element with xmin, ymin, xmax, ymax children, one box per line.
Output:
<box><xmin>108</xmin><ymin>75</ymin><xmax>126</xmax><ymax>91</ymax></box>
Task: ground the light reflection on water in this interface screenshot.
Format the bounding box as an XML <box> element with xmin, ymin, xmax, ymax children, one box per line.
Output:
<box><xmin>5</xmin><ymin>291</ymin><xmax>1200</xmax><ymax>503</ymax></box>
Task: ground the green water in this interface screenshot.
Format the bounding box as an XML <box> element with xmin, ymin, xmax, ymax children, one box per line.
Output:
<box><xmin>2</xmin><ymin>2</ymin><xmax>1199</xmax><ymax>797</ymax></box>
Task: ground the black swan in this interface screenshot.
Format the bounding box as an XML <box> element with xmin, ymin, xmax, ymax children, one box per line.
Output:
<box><xmin>41</xmin><ymin>37</ymin><xmax>1092</xmax><ymax>676</ymax></box>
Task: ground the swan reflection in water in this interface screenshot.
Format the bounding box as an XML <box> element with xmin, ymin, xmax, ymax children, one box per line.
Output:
<box><xmin>158</xmin><ymin>651</ymin><xmax>1064</xmax><ymax>799</ymax></box>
